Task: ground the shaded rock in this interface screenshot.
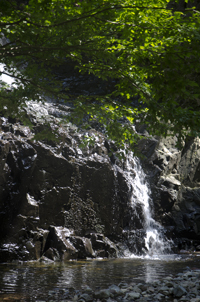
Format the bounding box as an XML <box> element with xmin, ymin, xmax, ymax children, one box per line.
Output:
<box><xmin>44</xmin><ymin>226</ymin><xmax>78</xmax><ymax>260</ymax></box>
<box><xmin>173</xmin><ymin>285</ymin><xmax>187</xmax><ymax>298</ymax></box>
<box><xmin>108</xmin><ymin>285</ymin><xmax>123</xmax><ymax>296</ymax></box>
<box><xmin>154</xmin><ymin>293</ymin><xmax>164</xmax><ymax>300</ymax></box>
<box><xmin>136</xmin><ymin>137</ymin><xmax>158</xmax><ymax>159</ymax></box>
<box><xmin>136</xmin><ymin>132</ymin><xmax>200</xmax><ymax>250</ymax></box>
<box><xmin>81</xmin><ymin>286</ymin><xmax>93</xmax><ymax>294</ymax></box>
<box><xmin>43</xmin><ymin>247</ymin><xmax>60</xmax><ymax>261</ymax></box>
<box><xmin>2</xmin><ymin>95</ymin><xmax>200</xmax><ymax>261</ymax></box>
<box><xmin>132</xmin><ymin>285</ymin><xmax>142</xmax><ymax>294</ymax></box>
<box><xmin>79</xmin><ymin>293</ymin><xmax>93</xmax><ymax>301</ymax></box>
<box><xmin>125</xmin><ymin>292</ymin><xmax>141</xmax><ymax>299</ymax></box>
<box><xmin>42</xmin><ymin>226</ymin><xmax>119</xmax><ymax>260</ymax></box>
<box><xmin>96</xmin><ymin>250</ymin><xmax>107</xmax><ymax>258</ymax></box>
<box><xmin>158</xmin><ymin>286</ymin><xmax>170</xmax><ymax>295</ymax></box>
<box><xmin>87</xmin><ymin>233</ymin><xmax>118</xmax><ymax>258</ymax></box>
<box><xmin>89</xmin><ymin>233</ymin><xmax>107</xmax><ymax>250</ymax></box>
<box><xmin>68</xmin><ymin>236</ymin><xmax>95</xmax><ymax>259</ymax></box>
<box><xmin>147</xmin><ymin>286</ymin><xmax>155</xmax><ymax>293</ymax></box>
<box><xmin>172</xmin><ymin>187</ymin><xmax>200</xmax><ymax>240</ymax></box>
<box><xmin>122</xmin><ymin>229</ymin><xmax>146</xmax><ymax>255</ymax></box>
<box><xmin>0</xmin><ymin>106</ymin><xmax>136</xmax><ymax>262</ymax></box>
<box><xmin>94</xmin><ymin>289</ymin><xmax>110</xmax><ymax>299</ymax></box>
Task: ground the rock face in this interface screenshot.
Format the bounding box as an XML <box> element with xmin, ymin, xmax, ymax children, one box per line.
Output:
<box><xmin>0</xmin><ymin>102</ymin><xmax>135</xmax><ymax>262</ymax></box>
<box><xmin>1</xmin><ymin>100</ymin><xmax>200</xmax><ymax>262</ymax></box>
<box><xmin>136</xmin><ymin>130</ymin><xmax>200</xmax><ymax>250</ymax></box>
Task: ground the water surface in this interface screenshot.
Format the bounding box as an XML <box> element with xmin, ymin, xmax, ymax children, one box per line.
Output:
<box><xmin>0</xmin><ymin>254</ymin><xmax>200</xmax><ymax>301</ymax></box>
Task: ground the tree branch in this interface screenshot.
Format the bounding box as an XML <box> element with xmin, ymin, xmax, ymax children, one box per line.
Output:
<box><xmin>0</xmin><ymin>17</ymin><xmax>27</xmax><ymax>27</ymax></box>
<box><xmin>21</xmin><ymin>4</ymin><xmax>178</xmax><ymax>29</ymax></box>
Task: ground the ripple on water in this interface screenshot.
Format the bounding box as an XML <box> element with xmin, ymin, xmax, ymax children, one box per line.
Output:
<box><xmin>0</xmin><ymin>254</ymin><xmax>200</xmax><ymax>301</ymax></box>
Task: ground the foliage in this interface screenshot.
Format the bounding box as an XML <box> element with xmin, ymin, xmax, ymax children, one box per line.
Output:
<box><xmin>0</xmin><ymin>0</ymin><xmax>200</xmax><ymax>149</ymax></box>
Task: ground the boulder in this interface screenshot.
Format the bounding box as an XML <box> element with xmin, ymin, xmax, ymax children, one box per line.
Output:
<box><xmin>44</xmin><ymin>226</ymin><xmax>78</xmax><ymax>260</ymax></box>
<box><xmin>173</xmin><ymin>285</ymin><xmax>187</xmax><ymax>298</ymax></box>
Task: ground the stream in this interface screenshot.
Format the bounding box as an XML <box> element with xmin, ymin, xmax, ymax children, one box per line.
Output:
<box><xmin>0</xmin><ymin>255</ymin><xmax>200</xmax><ymax>301</ymax></box>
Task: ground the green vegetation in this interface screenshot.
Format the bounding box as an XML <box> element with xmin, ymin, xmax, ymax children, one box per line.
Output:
<box><xmin>0</xmin><ymin>0</ymin><xmax>200</xmax><ymax>149</ymax></box>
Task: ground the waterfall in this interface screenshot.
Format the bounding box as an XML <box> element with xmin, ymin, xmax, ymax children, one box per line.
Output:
<box><xmin>121</xmin><ymin>151</ymin><xmax>172</xmax><ymax>258</ymax></box>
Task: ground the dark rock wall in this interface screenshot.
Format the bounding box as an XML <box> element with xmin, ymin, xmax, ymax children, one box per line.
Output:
<box><xmin>137</xmin><ymin>132</ymin><xmax>200</xmax><ymax>250</ymax></box>
<box><xmin>0</xmin><ymin>104</ymin><xmax>134</xmax><ymax>262</ymax></box>
<box><xmin>1</xmin><ymin>100</ymin><xmax>200</xmax><ymax>262</ymax></box>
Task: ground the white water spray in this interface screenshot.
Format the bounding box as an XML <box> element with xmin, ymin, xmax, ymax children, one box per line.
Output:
<box><xmin>123</xmin><ymin>152</ymin><xmax>172</xmax><ymax>258</ymax></box>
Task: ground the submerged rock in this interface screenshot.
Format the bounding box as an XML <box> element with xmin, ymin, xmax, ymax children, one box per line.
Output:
<box><xmin>58</xmin><ymin>269</ymin><xmax>200</xmax><ymax>302</ymax></box>
<box><xmin>173</xmin><ymin>285</ymin><xmax>187</xmax><ymax>298</ymax></box>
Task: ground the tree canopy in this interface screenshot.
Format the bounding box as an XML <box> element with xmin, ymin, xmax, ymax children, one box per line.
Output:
<box><xmin>1</xmin><ymin>0</ymin><xmax>200</xmax><ymax>149</ymax></box>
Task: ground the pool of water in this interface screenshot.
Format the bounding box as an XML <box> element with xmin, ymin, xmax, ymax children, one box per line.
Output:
<box><xmin>0</xmin><ymin>254</ymin><xmax>200</xmax><ymax>301</ymax></box>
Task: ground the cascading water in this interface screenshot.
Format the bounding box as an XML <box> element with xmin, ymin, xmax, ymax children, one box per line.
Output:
<box><xmin>1</xmin><ymin>62</ymin><xmax>172</xmax><ymax>259</ymax></box>
<box><xmin>121</xmin><ymin>151</ymin><xmax>172</xmax><ymax>258</ymax></box>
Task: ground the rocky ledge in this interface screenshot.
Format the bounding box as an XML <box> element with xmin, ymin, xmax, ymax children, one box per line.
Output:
<box><xmin>136</xmin><ymin>131</ymin><xmax>200</xmax><ymax>251</ymax></box>
<box><xmin>1</xmin><ymin>98</ymin><xmax>200</xmax><ymax>262</ymax></box>
<box><xmin>0</xmin><ymin>101</ymin><xmax>135</xmax><ymax>262</ymax></box>
<box><xmin>37</xmin><ymin>268</ymin><xmax>200</xmax><ymax>302</ymax></box>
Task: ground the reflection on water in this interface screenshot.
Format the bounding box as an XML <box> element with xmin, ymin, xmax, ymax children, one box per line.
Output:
<box><xmin>0</xmin><ymin>255</ymin><xmax>200</xmax><ymax>301</ymax></box>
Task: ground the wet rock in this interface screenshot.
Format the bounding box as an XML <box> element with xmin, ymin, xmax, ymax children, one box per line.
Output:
<box><xmin>79</xmin><ymin>293</ymin><xmax>93</xmax><ymax>301</ymax></box>
<box><xmin>94</xmin><ymin>289</ymin><xmax>111</xmax><ymax>299</ymax></box>
<box><xmin>183</xmin><ymin>271</ymin><xmax>195</xmax><ymax>279</ymax></box>
<box><xmin>89</xmin><ymin>233</ymin><xmax>107</xmax><ymax>250</ymax></box>
<box><xmin>137</xmin><ymin>284</ymin><xmax>148</xmax><ymax>293</ymax></box>
<box><xmin>3</xmin><ymin>268</ymin><xmax>198</xmax><ymax>302</ymax></box>
<box><xmin>155</xmin><ymin>293</ymin><xmax>164</xmax><ymax>300</ymax></box>
<box><xmin>106</xmin><ymin>298</ymin><xmax>117</xmax><ymax>302</ymax></box>
<box><xmin>87</xmin><ymin>233</ymin><xmax>118</xmax><ymax>258</ymax></box>
<box><xmin>96</xmin><ymin>250</ymin><xmax>107</xmax><ymax>258</ymax></box>
<box><xmin>191</xmin><ymin>298</ymin><xmax>200</xmax><ymax>302</ymax></box>
<box><xmin>158</xmin><ymin>286</ymin><xmax>171</xmax><ymax>295</ymax></box>
<box><xmin>68</xmin><ymin>236</ymin><xmax>95</xmax><ymax>259</ymax></box>
<box><xmin>147</xmin><ymin>286</ymin><xmax>155</xmax><ymax>293</ymax></box>
<box><xmin>40</xmin><ymin>225</ymin><xmax>120</xmax><ymax>260</ymax></box>
<box><xmin>164</xmin><ymin>281</ymin><xmax>174</xmax><ymax>287</ymax></box>
<box><xmin>44</xmin><ymin>226</ymin><xmax>78</xmax><ymax>260</ymax></box>
<box><xmin>81</xmin><ymin>286</ymin><xmax>93</xmax><ymax>294</ymax></box>
<box><xmin>43</xmin><ymin>247</ymin><xmax>60</xmax><ymax>261</ymax></box>
<box><xmin>172</xmin><ymin>187</ymin><xmax>200</xmax><ymax>241</ymax></box>
<box><xmin>2</xmin><ymin>95</ymin><xmax>200</xmax><ymax>261</ymax></box>
<box><xmin>136</xmin><ymin>132</ymin><xmax>200</xmax><ymax>250</ymax></box>
<box><xmin>0</xmin><ymin>107</ymin><xmax>136</xmax><ymax>262</ymax></box>
<box><xmin>173</xmin><ymin>285</ymin><xmax>187</xmax><ymax>298</ymax></box>
<box><xmin>39</xmin><ymin>255</ymin><xmax>54</xmax><ymax>263</ymax></box>
<box><xmin>108</xmin><ymin>285</ymin><xmax>123</xmax><ymax>296</ymax></box>
<box><xmin>103</xmin><ymin>237</ymin><xmax>119</xmax><ymax>258</ymax></box>
<box><xmin>118</xmin><ymin>282</ymin><xmax>129</xmax><ymax>289</ymax></box>
<box><xmin>69</xmin><ymin>269</ymin><xmax>200</xmax><ymax>301</ymax></box>
<box><xmin>125</xmin><ymin>291</ymin><xmax>141</xmax><ymax>299</ymax></box>
<box><xmin>132</xmin><ymin>285</ymin><xmax>142</xmax><ymax>293</ymax></box>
